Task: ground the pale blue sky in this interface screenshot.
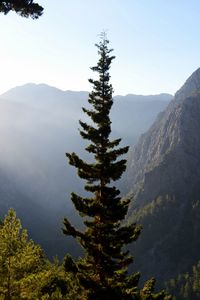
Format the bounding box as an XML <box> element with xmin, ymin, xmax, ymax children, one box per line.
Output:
<box><xmin>0</xmin><ymin>0</ymin><xmax>200</xmax><ymax>95</ymax></box>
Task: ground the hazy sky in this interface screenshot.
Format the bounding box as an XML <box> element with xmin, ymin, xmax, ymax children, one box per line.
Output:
<box><xmin>0</xmin><ymin>0</ymin><xmax>200</xmax><ymax>96</ymax></box>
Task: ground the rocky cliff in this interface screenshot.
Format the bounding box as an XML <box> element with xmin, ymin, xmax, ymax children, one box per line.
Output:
<box><xmin>126</xmin><ymin>68</ymin><xmax>200</xmax><ymax>285</ymax></box>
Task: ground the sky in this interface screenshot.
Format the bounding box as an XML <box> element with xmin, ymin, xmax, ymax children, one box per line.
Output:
<box><xmin>0</xmin><ymin>0</ymin><xmax>200</xmax><ymax>96</ymax></box>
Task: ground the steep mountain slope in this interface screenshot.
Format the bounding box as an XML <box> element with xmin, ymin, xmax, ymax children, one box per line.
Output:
<box><xmin>126</xmin><ymin>68</ymin><xmax>200</xmax><ymax>285</ymax></box>
<box><xmin>0</xmin><ymin>83</ymin><xmax>171</xmax><ymax>257</ymax></box>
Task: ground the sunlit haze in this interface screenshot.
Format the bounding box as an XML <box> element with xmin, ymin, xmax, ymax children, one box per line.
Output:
<box><xmin>0</xmin><ymin>0</ymin><xmax>200</xmax><ymax>95</ymax></box>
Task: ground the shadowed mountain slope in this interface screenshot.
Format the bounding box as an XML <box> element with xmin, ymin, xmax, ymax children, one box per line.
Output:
<box><xmin>126</xmin><ymin>68</ymin><xmax>200</xmax><ymax>285</ymax></box>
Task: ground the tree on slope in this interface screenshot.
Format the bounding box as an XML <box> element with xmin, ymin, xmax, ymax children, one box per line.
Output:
<box><xmin>63</xmin><ymin>34</ymin><xmax>172</xmax><ymax>300</ymax></box>
<box><xmin>0</xmin><ymin>209</ymin><xmax>77</xmax><ymax>299</ymax></box>
<box><xmin>0</xmin><ymin>0</ymin><xmax>43</xmax><ymax>19</ymax></box>
<box><xmin>0</xmin><ymin>208</ymin><xmax>45</xmax><ymax>299</ymax></box>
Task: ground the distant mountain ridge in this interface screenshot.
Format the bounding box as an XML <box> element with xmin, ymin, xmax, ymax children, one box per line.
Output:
<box><xmin>126</xmin><ymin>68</ymin><xmax>200</xmax><ymax>285</ymax></box>
<box><xmin>114</xmin><ymin>93</ymin><xmax>172</xmax><ymax>101</ymax></box>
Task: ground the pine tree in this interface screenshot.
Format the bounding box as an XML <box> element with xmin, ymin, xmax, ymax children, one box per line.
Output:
<box><xmin>0</xmin><ymin>209</ymin><xmax>77</xmax><ymax>300</ymax></box>
<box><xmin>0</xmin><ymin>0</ymin><xmax>43</xmax><ymax>19</ymax></box>
<box><xmin>0</xmin><ymin>208</ymin><xmax>45</xmax><ymax>299</ymax></box>
<box><xmin>63</xmin><ymin>34</ymin><xmax>172</xmax><ymax>300</ymax></box>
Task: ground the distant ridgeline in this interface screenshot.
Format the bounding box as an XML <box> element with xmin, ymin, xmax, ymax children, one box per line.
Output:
<box><xmin>125</xmin><ymin>68</ymin><xmax>200</xmax><ymax>292</ymax></box>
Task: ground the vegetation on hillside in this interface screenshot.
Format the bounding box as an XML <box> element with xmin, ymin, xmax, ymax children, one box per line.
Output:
<box><xmin>167</xmin><ymin>260</ymin><xmax>200</xmax><ymax>300</ymax></box>
<box><xmin>0</xmin><ymin>209</ymin><xmax>77</xmax><ymax>299</ymax></box>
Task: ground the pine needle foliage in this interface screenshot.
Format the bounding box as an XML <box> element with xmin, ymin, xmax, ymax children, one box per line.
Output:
<box><xmin>0</xmin><ymin>0</ymin><xmax>43</xmax><ymax>19</ymax></box>
<box><xmin>0</xmin><ymin>208</ymin><xmax>45</xmax><ymax>299</ymax></box>
<box><xmin>63</xmin><ymin>35</ymin><xmax>172</xmax><ymax>300</ymax></box>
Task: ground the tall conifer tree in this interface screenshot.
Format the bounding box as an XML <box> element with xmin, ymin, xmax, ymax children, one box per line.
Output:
<box><xmin>63</xmin><ymin>34</ymin><xmax>171</xmax><ymax>300</ymax></box>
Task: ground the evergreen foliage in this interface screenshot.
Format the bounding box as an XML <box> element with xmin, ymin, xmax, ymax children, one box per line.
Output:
<box><xmin>0</xmin><ymin>0</ymin><xmax>43</xmax><ymax>18</ymax></box>
<box><xmin>127</xmin><ymin>191</ymin><xmax>200</xmax><ymax>288</ymax></box>
<box><xmin>63</xmin><ymin>35</ymin><xmax>172</xmax><ymax>300</ymax></box>
<box><xmin>0</xmin><ymin>208</ymin><xmax>44</xmax><ymax>299</ymax></box>
<box><xmin>0</xmin><ymin>208</ymin><xmax>76</xmax><ymax>299</ymax></box>
<box><xmin>39</xmin><ymin>258</ymin><xmax>80</xmax><ymax>300</ymax></box>
<box><xmin>167</xmin><ymin>260</ymin><xmax>200</xmax><ymax>300</ymax></box>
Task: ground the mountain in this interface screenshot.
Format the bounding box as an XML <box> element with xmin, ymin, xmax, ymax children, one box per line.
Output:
<box><xmin>0</xmin><ymin>83</ymin><xmax>172</xmax><ymax>257</ymax></box>
<box><xmin>126</xmin><ymin>68</ymin><xmax>200</xmax><ymax>286</ymax></box>
<box><xmin>112</xmin><ymin>93</ymin><xmax>171</xmax><ymax>143</ymax></box>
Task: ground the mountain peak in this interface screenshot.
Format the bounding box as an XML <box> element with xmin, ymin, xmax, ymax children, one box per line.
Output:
<box><xmin>175</xmin><ymin>67</ymin><xmax>200</xmax><ymax>101</ymax></box>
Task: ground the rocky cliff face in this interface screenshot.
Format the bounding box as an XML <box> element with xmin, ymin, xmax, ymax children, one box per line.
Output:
<box><xmin>127</xmin><ymin>68</ymin><xmax>200</xmax><ymax>207</ymax></box>
<box><xmin>126</xmin><ymin>68</ymin><xmax>200</xmax><ymax>285</ymax></box>
<box><xmin>175</xmin><ymin>67</ymin><xmax>200</xmax><ymax>102</ymax></box>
